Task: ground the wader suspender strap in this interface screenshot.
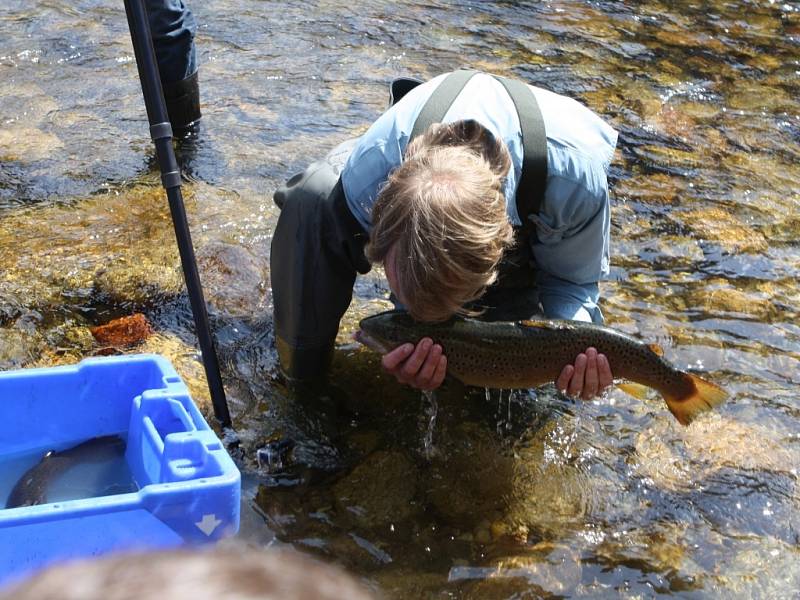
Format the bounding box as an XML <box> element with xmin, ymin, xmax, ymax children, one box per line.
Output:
<box><xmin>493</xmin><ymin>76</ymin><xmax>548</xmax><ymax>230</ymax></box>
<box><xmin>410</xmin><ymin>70</ymin><xmax>549</xmax><ymax>229</ymax></box>
<box><xmin>409</xmin><ymin>69</ymin><xmax>477</xmax><ymax>141</ymax></box>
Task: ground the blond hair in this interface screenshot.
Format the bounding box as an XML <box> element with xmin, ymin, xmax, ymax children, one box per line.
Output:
<box><xmin>367</xmin><ymin>120</ymin><xmax>514</xmax><ymax>322</ymax></box>
<box><xmin>0</xmin><ymin>545</ymin><xmax>378</xmax><ymax>600</ymax></box>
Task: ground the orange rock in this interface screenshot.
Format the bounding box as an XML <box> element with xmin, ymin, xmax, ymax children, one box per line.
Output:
<box><xmin>90</xmin><ymin>313</ymin><xmax>153</xmax><ymax>346</ymax></box>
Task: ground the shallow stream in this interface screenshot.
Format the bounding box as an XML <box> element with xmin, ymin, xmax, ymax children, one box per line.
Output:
<box><xmin>1</xmin><ymin>1</ymin><xmax>799</xmax><ymax>597</ymax></box>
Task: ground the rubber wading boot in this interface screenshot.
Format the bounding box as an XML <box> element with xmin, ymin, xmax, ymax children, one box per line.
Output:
<box><xmin>162</xmin><ymin>70</ymin><xmax>201</xmax><ymax>138</ymax></box>
<box><xmin>276</xmin><ymin>335</ymin><xmax>335</xmax><ymax>394</ymax></box>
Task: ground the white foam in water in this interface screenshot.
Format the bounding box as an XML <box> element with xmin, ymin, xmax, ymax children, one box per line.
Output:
<box><xmin>420</xmin><ymin>390</ymin><xmax>439</xmax><ymax>460</ymax></box>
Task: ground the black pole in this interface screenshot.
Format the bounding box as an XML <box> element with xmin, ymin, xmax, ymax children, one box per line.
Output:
<box><xmin>123</xmin><ymin>0</ymin><xmax>232</xmax><ymax>429</ymax></box>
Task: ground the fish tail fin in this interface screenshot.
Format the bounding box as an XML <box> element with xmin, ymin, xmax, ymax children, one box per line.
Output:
<box><xmin>665</xmin><ymin>373</ymin><xmax>728</xmax><ymax>426</ymax></box>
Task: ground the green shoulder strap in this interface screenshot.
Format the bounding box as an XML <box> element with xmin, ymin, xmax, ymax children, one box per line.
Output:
<box><xmin>409</xmin><ymin>70</ymin><xmax>548</xmax><ymax>229</ymax></box>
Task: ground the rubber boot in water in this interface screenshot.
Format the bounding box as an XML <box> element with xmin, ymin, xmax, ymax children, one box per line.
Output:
<box><xmin>162</xmin><ymin>69</ymin><xmax>201</xmax><ymax>138</ymax></box>
<box><xmin>276</xmin><ymin>335</ymin><xmax>335</xmax><ymax>393</ymax></box>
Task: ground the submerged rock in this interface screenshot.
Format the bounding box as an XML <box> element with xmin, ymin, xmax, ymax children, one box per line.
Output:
<box><xmin>424</xmin><ymin>421</ymin><xmax>514</xmax><ymax>524</ymax></box>
<box><xmin>454</xmin><ymin>541</ymin><xmax>582</xmax><ymax>598</ymax></box>
<box><xmin>0</xmin><ymin>327</ymin><xmax>38</xmax><ymax>369</ymax></box>
<box><xmin>0</xmin><ymin>126</ymin><xmax>64</xmax><ymax>163</ymax></box>
<box><xmin>500</xmin><ymin>423</ymin><xmax>606</xmax><ymax>540</ymax></box>
<box><xmin>592</xmin><ymin>523</ymin><xmax>701</xmax><ymax>583</ymax></box>
<box><xmin>333</xmin><ymin>450</ymin><xmax>418</xmax><ymax>529</ymax></box>
<box><xmin>635</xmin><ymin>415</ymin><xmax>799</xmax><ymax>491</ymax></box>
<box><xmin>704</xmin><ymin>536</ymin><xmax>800</xmax><ymax>597</ymax></box>
<box><xmin>479</xmin><ymin>542</ymin><xmax>582</xmax><ymax>596</ymax></box>
<box><xmin>612</xmin><ymin>172</ymin><xmax>689</xmax><ymax>206</ymax></box>
<box><xmin>90</xmin><ymin>313</ymin><xmax>153</xmax><ymax>347</ymax></box>
<box><xmin>197</xmin><ymin>241</ymin><xmax>270</xmax><ymax>319</ymax></box>
<box><xmin>686</xmin><ymin>281</ymin><xmax>776</xmax><ymax>320</ymax></box>
<box><xmin>680</xmin><ymin>207</ymin><xmax>768</xmax><ymax>254</ymax></box>
<box><xmin>373</xmin><ymin>569</ymin><xmax>448</xmax><ymax>599</ymax></box>
<box><xmin>0</xmin><ymin>180</ymin><xmax>261</xmax><ymax>315</ymax></box>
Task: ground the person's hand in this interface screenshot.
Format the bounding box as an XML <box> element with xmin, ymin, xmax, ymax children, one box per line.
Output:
<box><xmin>382</xmin><ymin>338</ymin><xmax>448</xmax><ymax>391</ymax></box>
<box><xmin>556</xmin><ymin>347</ymin><xmax>613</xmax><ymax>400</ymax></box>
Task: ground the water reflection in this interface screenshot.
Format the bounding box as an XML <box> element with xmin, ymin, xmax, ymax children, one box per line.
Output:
<box><xmin>1</xmin><ymin>0</ymin><xmax>800</xmax><ymax>597</ymax></box>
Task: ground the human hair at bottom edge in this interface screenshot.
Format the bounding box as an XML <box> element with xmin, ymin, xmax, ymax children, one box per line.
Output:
<box><xmin>0</xmin><ymin>544</ymin><xmax>379</xmax><ymax>600</ymax></box>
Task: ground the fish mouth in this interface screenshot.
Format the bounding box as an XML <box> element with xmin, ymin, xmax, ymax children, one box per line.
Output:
<box><xmin>354</xmin><ymin>329</ymin><xmax>391</xmax><ymax>354</ymax></box>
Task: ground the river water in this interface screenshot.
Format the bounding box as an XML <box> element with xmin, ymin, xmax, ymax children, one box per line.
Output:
<box><xmin>1</xmin><ymin>0</ymin><xmax>799</xmax><ymax>597</ymax></box>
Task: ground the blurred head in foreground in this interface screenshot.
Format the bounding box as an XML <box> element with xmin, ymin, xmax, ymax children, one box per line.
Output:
<box><xmin>0</xmin><ymin>545</ymin><xmax>377</xmax><ymax>600</ymax></box>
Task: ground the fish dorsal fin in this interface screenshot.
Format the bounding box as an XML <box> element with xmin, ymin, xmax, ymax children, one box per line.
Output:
<box><xmin>648</xmin><ymin>343</ymin><xmax>664</xmax><ymax>356</ymax></box>
<box><xmin>520</xmin><ymin>319</ymin><xmax>557</xmax><ymax>329</ymax></box>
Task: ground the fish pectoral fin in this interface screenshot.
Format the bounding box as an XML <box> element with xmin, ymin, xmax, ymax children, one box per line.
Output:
<box><xmin>617</xmin><ymin>381</ymin><xmax>651</xmax><ymax>400</ymax></box>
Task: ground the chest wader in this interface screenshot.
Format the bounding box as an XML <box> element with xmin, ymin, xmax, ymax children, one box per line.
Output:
<box><xmin>271</xmin><ymin>139</ymin><xmax>369</xmax><ymax>386</ymax></box>
<box><xmin>270</xmin><ymin>70</ymin><xmax>548</xmax><ymax>385</ymax></box>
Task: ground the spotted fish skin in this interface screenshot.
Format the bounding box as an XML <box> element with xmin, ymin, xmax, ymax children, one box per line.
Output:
<box><xmin>356</xmin><ymin>310</ymin><xmax>727</xmax><ymax>426</ymax></box>
<box><xmin>5</xmin><ymin>435</ymin><xmax>127</xmax><ymax>509</ymax></box>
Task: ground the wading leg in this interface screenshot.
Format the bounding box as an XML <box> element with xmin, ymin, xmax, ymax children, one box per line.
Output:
<box><xmin>271</xmin><ymin>141</ymin><xmax>369</xmax><ymax>391</ymax></box>
<box><xmin>144</xmin><ymin>0</ymin><xmax>200</xmax><ymax>134</ymax></box>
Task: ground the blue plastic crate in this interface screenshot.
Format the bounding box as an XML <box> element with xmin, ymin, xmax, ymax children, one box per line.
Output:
<box><xmin>0</xmin><ymin>354</ymin><xmax>240</xmax><ymax>587</ymax></box>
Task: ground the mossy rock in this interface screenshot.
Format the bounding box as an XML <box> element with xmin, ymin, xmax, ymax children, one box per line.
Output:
<box><xmin>333</xmin><ymin>450</ymin><xmax>419</xmax><ymax>529</ymax></box>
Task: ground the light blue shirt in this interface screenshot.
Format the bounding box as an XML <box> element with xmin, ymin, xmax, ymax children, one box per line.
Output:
<box><xmin>341</xmin><ymin>72</ymin><xmax>618</xmax><ymax>323</ymax></box>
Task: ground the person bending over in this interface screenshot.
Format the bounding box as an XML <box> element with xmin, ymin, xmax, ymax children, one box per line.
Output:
<box><xmin>271</xmin><ymin>70</ymin><xmax>618</xmax><ymax>400</ymax></box>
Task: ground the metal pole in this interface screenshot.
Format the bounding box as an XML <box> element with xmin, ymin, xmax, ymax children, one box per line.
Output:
<box><xmin>123</xmin><ymin>0</ymin><xmax>232</xmax><ymax>429</ymax></box>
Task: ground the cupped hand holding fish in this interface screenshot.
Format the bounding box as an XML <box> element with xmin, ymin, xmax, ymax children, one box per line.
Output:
<box><xmin>380</xmin><ymin>337</ymin><xmax>448</xmax><ymax>391</ymax></box>
<box><xmin>556</xmin><ymin>346</ymin><xmax>614</xmax><ymax>400</ymax></box>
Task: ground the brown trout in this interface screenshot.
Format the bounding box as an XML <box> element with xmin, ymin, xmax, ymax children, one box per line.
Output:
<box><xmin>5</xmin><ymin>435</ymin><xmax>127</xmax><ymax>509</ymax></box>
<box><xmin>355</xmin><ymin>310</ymin><xmax>727</xmax><ymax>426</ymax></box>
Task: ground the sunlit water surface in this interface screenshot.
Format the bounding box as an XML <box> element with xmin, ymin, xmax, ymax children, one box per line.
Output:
<box><xmin>1</xmin><ymin>0</ymin><xmax>799</xmax><ymax>597</ymax></box>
